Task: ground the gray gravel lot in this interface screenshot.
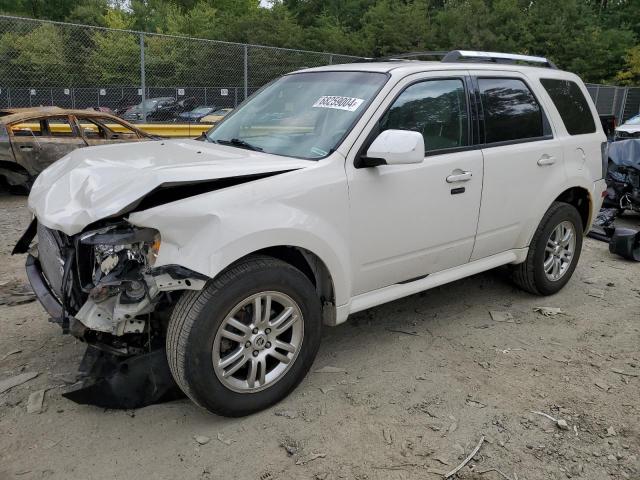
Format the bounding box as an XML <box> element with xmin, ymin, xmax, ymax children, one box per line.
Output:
<box><xmin>0</xmin><ymin>193</ymin><xmax>638</xmax><ymax>480</ymax></box>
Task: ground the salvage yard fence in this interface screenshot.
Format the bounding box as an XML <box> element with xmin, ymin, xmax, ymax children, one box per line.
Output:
<box><xmin>0</xmin><ymin>15</ymin><xmax>363</xmax><ymax>121</ymax></box>
<box><xmin>0</xmin><ymin>15</ymin><xmax>639</xmax><ymax>123</ymax></box>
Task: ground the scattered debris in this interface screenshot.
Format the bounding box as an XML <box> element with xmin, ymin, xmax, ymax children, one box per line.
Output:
<box><xmin>0</xmin><ymin>279</ymin><xmax>36</xmax><ymax>306</ymax></box>
<box><xmin>319</xmin><ymin>386</ymin><xmax>334</xmax><ymax>394</ymax></box>
<box><xmin>280</xmin><ymin>437</ymin><xmax>300</xmax><ymax>456</ymax></box>
<box><xmin>295</xmin><ymin>452</ymin><xmax>326</xmax><ymax>465</ymax></box>
<box><xmin>611</xmin><ymin>368</ymin><xmax>638</xmax><ymax>377</ymax></box>
<box><xmin>314</xmin><ymin>366</ymin><xmax>347</xmax><ymax>374</ymax></box>
<box><xmin>386</xmin><ymin>328</ymin><xmax>420</xmax><ymax>336</ymax></box>
<box><xmin>489</xmin><ymin>311</ymin><xmax>514</xmax><ymax>322</ymax></box>
<box><xmin>444</xmin><ymin>435</ymin><xmax>485</xmax><ymax>479</ymax></box>
<box><xmin>217</xmin><ymin>433</ymin><xmax>233</xmax><ymax>445</ymax></box>
<box><xmin>478</xmin><ymin>468</ymin><xmax>516</xmax><ymax>480</ymax></box>
<box><xmin>26</xmin><ymin>389</ymin><xmax>46</xmax><ymax>414</ymax></box>
<box><xmin>466</xmin><ymin>398</ymin><xmax>487</xmax><ymax>408</ymax></box>
<box><xmin>595</xmin><ymin>381</ymin><xmax>611</xmax><ymax>391</ymax></box>
<box><xmin>530</xmin><ymin>411</ymin><xmax>569</xmax><ymax>430</ymax></box>
<box><xmin>606</xmin><ymin>426</ymin><xmax>616</xmax><ymax>437</ymax></box>
<box><xmin>587</xmin><ymin>290</ymin><xmax>605</xmax><ymax>299</ymax></box>
<box><xmin>0</xmin><ymin>349</ymin><xmax>22</xmax><ymax>362</ymax></box>
<box><xmin>533</xmin><ymin>307</ymin><xmax>563</xmax><ymax>317</ymax></box>
<box><xmin>274</xmin><ymin>410</ymin><xmax>298</xmax><ymax>419</ymax></box>
<box><xmin>194</xmin><ymin>435</ymin><xmax>211</xmax><ymax>445</ymax></box>
<box><xmin>382</xmin><ymin>428</ymin><xmax>394</xmax><ymax>445</ymax></box>
<box><xmin>0</xmin><ymin>372</ymin><xmax>38</xmax><ymax>394</ymax></box>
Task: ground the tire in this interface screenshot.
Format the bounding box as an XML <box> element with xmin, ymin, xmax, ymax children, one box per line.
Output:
<box><xmin>166</xmin><ymin>255</ymin><xmax>321</xmax><ymax>417</ymax></box>
<box><xmin>512</xmin><ymin>202</ymin><xmax>583</xmax><ymax>296</ymax></box>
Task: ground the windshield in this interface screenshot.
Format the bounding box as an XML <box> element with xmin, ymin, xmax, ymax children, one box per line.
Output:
<box><xmin>624</xmin><ymin>114</ymin><xmax>640</xmax><ymax>125</ymax></box>
<box><xmin>190</xmin><ymin>107</ymin><xmax>213</xmax><ymax>114</ymax></box>
<box><xmin>207</xmin><ymin>71</ymin><xmax>388</xmax><ymax>159</ymax></box>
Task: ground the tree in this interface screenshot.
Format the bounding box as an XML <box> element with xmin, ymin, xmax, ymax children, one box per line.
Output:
<box><xmin>616</xmin><ymin>45</ymin><xmax>640</xmax><ymax>85</ymax></box>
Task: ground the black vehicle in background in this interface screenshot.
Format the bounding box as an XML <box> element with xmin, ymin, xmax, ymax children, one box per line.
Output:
<box><xmin>604</xmin><ymin>139</ymin><xmax>640</xmax><ymax>214</ymax></box>
<box><xmin>121</xmin><ymin>97</ymin><xmax>200</xmax><ymax>122</ymax></box>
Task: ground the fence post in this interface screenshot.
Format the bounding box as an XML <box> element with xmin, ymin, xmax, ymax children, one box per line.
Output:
<box><xmin>329</xmin><ymin>54</ymin><xmax>333</xmax><ymax>65</ymax></box>
<box><xmin>140</xmin><ymin>33</ymin><xmax>147</xmax><ymax>122</ymax></box>
<box><xmin>619</xmin><ymin>87</ymin><xmax>629</xmax><ymax>122</ymax></box>
<box><xmin>243</xmin><ymin>45</ymin><xmax>248</xmax><ymax>101</ymax></box>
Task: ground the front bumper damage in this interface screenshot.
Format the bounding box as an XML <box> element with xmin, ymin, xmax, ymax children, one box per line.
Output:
<box><xmin>15</xmin><ymin>219</ymin><xmax>207</xmax><ymax>408</ymax></box>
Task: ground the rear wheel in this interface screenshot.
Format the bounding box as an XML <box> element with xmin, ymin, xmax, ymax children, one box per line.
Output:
<box><xmin>166</xmin><ymin>255</ymin><xmax>321</xmax><ymax>416</ymax></box>
<box><xmin>512</xmin><ymin>202</ymin><xmax>583</xmax><ymax>295</ymax></box>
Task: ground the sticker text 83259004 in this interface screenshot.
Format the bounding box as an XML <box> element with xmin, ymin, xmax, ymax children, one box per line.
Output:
<box><xmin>312</xmin><ymin>96</ymin><xmax>364</xmax><ymax>112</ymax></box>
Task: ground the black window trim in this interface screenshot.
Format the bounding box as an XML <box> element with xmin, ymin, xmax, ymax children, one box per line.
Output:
<box><xmin>355</xmin><ymin>74</ymin><xmax>479</xmax><ymax>166</ymax></box>
<box><xmin>475</xmin><ymin>75</ymin><xmax>554</xmax><ymax>149</ymax></box>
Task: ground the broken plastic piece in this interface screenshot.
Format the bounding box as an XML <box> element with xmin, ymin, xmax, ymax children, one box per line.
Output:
<box><xmin>62</xmin><ymin>346</ymin><xmax>183</xmax><ymax>409</ymax></box>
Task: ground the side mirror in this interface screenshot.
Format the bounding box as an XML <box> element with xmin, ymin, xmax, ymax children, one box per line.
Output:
<box><xmin>357</xmin><ymin>129</ymin><xmax>424</xmax><ymax>168</ymax></box>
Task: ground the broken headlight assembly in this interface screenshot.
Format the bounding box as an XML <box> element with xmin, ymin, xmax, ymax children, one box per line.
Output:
<box><xmin>79</xmin><ymin>225</ymin><xmax>161</xmax><ymax>300</ymax></box>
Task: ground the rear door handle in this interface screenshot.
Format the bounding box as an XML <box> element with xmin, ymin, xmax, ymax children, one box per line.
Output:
<box><xmin>537</xmin><ymin>154</ymin><xmax>556</xmax><ymax>166</ymax></box>
<box><xmin>19</xmin><ymin>145</ymin><xmax>34</xmax><ymax>151</ymax></box>
<box><xmin>446</xmin><ymin>170</ymin><xmax>472</xmax><ymax>183</ymax></box>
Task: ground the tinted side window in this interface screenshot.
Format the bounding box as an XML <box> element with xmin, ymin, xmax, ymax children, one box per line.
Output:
<box><xmin>380</xmin><ymin>79</ymin><xmax>469</xmax><ymax>152</ymax></box>
<box><xmin>479</xmin><ymin>78</ymin><xmax>544</xmax><ymax>143</ymax></box>
<box><xmin>540</xmin><ymin>78</ymin><xmax>596</xmax><ymax>135</ymax></box>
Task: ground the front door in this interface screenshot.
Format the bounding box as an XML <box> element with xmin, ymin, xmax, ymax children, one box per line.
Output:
<box><xmin>347</xmin><ymin>74</ymin><xmax>484</xmax><ymax>295</ymax></box>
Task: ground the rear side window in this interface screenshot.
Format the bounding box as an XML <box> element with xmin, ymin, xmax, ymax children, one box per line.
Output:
<box><xmin>540</xmin><ymin>78</ymin><xmax>596</xmax><ymax>135</ymax></box>
<box><xmin>380</xmin><ymin>78</ymin><xmax>469</xmax><ymax>152</ymax></box>
<box><xmin>478</xmin><ymin>78</ymin><xmax>544</xmax><ymax>144</ymax></box>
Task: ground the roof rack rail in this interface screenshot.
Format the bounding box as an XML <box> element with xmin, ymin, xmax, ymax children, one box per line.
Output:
<box><xmin>378</xmin><ymin>51</ymin><xmax>449</xmax><ymax>61</ymax></box>
<box><xmin>441</xmin><ymin>50</ymin><xmax>557</xmax><ymax>69</ymax></box>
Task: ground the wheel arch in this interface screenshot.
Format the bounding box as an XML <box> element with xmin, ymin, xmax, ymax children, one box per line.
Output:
<box><xmin>232</xmin><ymin>245</ymin><xmax>338</xmax><ymax>326</ymax></box>
<box><xmin>553</xmin><ymin>186</ymin><xmax>592</xmax><ymax>233</ymax></box>
<box><xmin>0</xmin><ymin>160</ymin><xmax>31</xmax><ymax>189</ymax></box>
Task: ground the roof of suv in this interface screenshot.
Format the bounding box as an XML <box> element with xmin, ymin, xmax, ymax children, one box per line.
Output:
<box><xmin>296</xmin><ymin>61</ymin><xmax>576</xmax><ymax>79</ymax></box>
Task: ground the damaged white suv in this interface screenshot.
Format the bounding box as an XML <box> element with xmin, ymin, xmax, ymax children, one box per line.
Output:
<box><xmin>16</xmin><ymin>51</ymin><xmax>607</xmax><ymax>416</ymax></box>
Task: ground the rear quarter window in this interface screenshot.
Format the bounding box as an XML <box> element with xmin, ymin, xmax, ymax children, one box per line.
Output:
<box><xmin>540</xmin><ymin>78</ymin><xmax>596</xmax><ymax>135</ymax></box>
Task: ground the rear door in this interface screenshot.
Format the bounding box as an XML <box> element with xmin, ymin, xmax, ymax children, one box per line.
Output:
<box><xmin>76</xmin><ymin>115</ymin><xmax>143</xmax><ymax>146</ymax></box>
<box><xmin>11</xmin><ymin>116</ymin><xmax>86</xmax><ymax>175</ymax></box>
<box><xmin>470</xmin><ymin>72</ymin><xmax>566</xmax><ymax>260</ymax></box>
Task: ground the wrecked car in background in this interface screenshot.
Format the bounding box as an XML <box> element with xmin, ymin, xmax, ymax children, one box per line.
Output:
<box><xmin>614</xmin><ymin>113</ymin><xmax>640</xmax><ymax>140</ymax></box>
<box><xmin>0</xmin><ymin>107</ymin><xmax>153</xmax><ymax>191</ymax></box>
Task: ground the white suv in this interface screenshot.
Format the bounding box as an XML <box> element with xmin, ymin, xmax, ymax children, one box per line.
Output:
<box><xmin>17</xmin><ymin>51</ymin><xmax>607</xmax><ymax>416</ymax></box>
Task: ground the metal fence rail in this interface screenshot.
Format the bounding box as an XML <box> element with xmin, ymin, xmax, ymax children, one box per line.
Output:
<box><xmin>0</xmin><ymin>15</ymin><xmax>638</xmax><ymax>123</ymax></box>
<box><xmin>0</xmin><ymin>15</ymin><xmax>362</xmax><ymax>120</ymax></box>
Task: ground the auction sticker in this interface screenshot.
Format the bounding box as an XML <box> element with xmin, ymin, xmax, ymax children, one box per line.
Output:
<box><xmin>313</xmin><ymin>96</ymin><xmax>364</xmax><ymax>112</ymax></box>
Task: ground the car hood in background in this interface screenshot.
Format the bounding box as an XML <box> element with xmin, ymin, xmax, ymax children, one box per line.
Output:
<box><xmin>29</xmin><ymin>139</ymin><xmax>312</xmax><ymax>235</ymax></box>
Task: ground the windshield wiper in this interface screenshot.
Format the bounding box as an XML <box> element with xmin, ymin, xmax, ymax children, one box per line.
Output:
<box><xmin>214</xmin><ymin>138</ymin><xmax>263</xmax><ymax>152</ymax></box>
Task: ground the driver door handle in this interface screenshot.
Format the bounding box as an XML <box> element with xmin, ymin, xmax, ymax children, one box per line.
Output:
<box><xmin>537</xmin><ymin>154</ymin><xmax>556</xmax><ymax>166</ymax></box>
<box><xmin>446</xmin><ymin>170</ymin><xmax>472</xmax><ymax>183</ymax></box>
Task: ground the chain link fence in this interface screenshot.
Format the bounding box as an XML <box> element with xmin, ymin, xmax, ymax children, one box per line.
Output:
<box><xmin>585</xmin><ymin>84</ymin><xmax>640</xmax><ymax>122</ymax></box>
<box><xmin>0</xmin><ymin>15</ymin><xmax>363</xmax><ymax>122</ymax></box>
<box><xmin>0</xmin><ymin>15</ymin><xmax>638</xmax><ymax>124</ymax></box>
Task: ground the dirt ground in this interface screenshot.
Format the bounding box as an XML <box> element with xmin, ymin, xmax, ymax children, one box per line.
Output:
<box><xmin>0</xmin><ymin>192</ymin><xmax>638</xmax><ymax>480</ymax></box>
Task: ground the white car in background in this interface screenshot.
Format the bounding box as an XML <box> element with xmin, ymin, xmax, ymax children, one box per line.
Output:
<box><xmin>615</xmin><ymin>113</ymin><xmax>640</xmax><ymax>139</ymax></box>
<box><xmin>16</xmin><ymin>51</ymin><xmax>607</xmax><ymax>417</ymax></box>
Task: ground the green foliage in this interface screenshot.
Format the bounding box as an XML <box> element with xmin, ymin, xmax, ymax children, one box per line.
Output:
<box><xmin>0</xmin><ymin>0</ymin><xmax>638</xmax><ymax>85</ymax></box>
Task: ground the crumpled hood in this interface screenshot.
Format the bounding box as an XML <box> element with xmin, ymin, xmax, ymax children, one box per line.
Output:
<box><xmin>29</xmin><ymin>139</ymin><xmax>311</xmax><ymax>235</ymax></box>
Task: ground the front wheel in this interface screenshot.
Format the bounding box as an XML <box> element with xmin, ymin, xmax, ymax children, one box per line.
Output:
<box><xmin>512</xmin><ymin>202</ymin><xmax>583</xmax><ymax>295</ymax></box>
<box><xmin>166</xmin><ymin>255</ymin><xmax>322</xmax><ymax>417</ymax></box>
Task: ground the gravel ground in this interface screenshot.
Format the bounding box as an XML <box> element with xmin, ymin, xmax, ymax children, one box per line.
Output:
<box><xmin>0</xmin><ymin>193</ymin><xmax>638</xmax><ymax>480</ymax></box>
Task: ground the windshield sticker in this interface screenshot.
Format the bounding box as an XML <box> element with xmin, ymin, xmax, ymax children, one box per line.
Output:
<box><xmin>312</xmin><ymin>96</ymin><xmax>364</xmax><ymax>112</ymax></box>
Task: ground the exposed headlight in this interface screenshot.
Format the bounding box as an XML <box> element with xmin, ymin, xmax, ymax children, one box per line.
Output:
<box><xmin>80</xmin><ymin>226</ymin><xmax>161</xmax><ymax>284</ymax></box>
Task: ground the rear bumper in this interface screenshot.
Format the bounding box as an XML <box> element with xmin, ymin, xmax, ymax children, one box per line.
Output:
<box><xmin>25</xmin><ymin>253</ymin><xmax>63</xmax><ymax>319</ymax></box>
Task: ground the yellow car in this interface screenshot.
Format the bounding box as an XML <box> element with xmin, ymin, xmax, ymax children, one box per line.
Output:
<box><xmin>199</xmin><ymin>108</ymin><xmax>233</xmax><ymax>124</ymax></box>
